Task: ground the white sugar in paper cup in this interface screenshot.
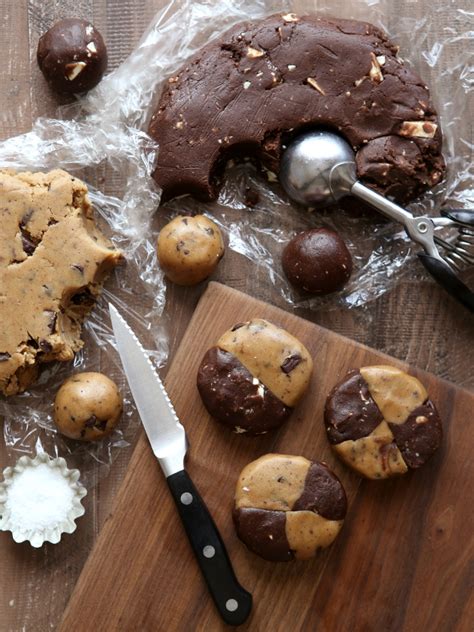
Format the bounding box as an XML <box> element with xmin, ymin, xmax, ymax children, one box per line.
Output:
<box><xmin>0</xmin><ymin>453</ymin><xmax>87</xmax><ymax>548</ymax></box>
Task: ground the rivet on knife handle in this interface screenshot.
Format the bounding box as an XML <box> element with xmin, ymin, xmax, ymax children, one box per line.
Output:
<box><xmin>167</xmin><ymin>470</ymin><xmax>252</xmax><ymax>626</ymax></box>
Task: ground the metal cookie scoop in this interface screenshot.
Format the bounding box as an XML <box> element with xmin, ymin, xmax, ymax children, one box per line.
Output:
<box><xmin>280</xmin><ymin>130</ymin><xmax>474</xmax><ymax>312</ymax></box>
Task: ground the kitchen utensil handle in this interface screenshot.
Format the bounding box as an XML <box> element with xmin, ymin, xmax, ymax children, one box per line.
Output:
<box><xmin>167</xmin><ymin>470</ymin><xmax>252</xmax><ymax>626</ymax></box>
<box><xmin>418</xmin><ymin>253</ymin><xmax>474</xmax><ymax>313</ymax></box>
<box><xmin>351</xmin><ymin>180</ymin><xmax>414</xmax><ymax>224</ymax></box>
<box><xmin>441</xmin><ymin>208</ymin><xmax>474</xmax><ymax>226</ymax></box>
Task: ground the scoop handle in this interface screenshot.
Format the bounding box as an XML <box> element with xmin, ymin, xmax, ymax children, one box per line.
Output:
<box><xmin>418</xmin><ymin>253</ymin><xmax>474</xmax><ymax>313</ymax></box>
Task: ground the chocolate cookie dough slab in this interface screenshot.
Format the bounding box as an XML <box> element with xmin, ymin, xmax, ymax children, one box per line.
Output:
<box><xmin>60</xmin><ymin>283</ymin><xmax>473</xmax><ymax>632</ymax></box>
<box><xmin>149</xmin><ymin>13</ymin><xmax>445</xmax><ymax>203</ymax></box>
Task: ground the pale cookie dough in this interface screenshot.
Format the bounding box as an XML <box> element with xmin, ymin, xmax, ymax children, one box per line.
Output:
<box><xmin>197</xmin><ymin>319</ymin><xmax>313</xmax><ymax>434</ymax></box>
<box><xmin>233</xmin><ymin>454</ymin><xmax>347</xmax><ymax>561</ymax></box>
<box><xmin>334</xmin><ymin>420</ymin><xmax>408</xmax><ymax>479</ymax></box>
<box><xmin>217</xmin><ymin>319</ymin><xmax>312</xmax><ymax>407</ymax></box>
<box><xmin>0</xmin><ymin>169</ymin><xmax>122</xmax><ymax>395</ymax></box>
<box><xmin>54</xmin><ymin>372</ymin><xmax>123</xmax><ymax>441</ymax></box>
<box><xmin>157</xmin><ymin>215</ymin><xmax>224</xmax><ymax>285</ymax></box>
<box><xmin>325</xmin><ymin>366</ymin><xmax>442</xmax><ymax>479</ymax></box>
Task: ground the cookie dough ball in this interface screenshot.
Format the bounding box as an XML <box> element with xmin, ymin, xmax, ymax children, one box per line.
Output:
<box><xmin>282</xmin><ymin>228</ymin><xmax>352</xmax><ymax>295</ymax></box>
<box><xmin>54</xmin><ymin>372</ymin><xmax>123</xmax><ymax>441</ymax></box>
<box><xmin>157</xmin><ymin>215</ymin><xmax>225</xmax><ymax>286</ymax></box>
<box><xmin>37</xmin><ymin>18</ymin><xmax>107</xmax><ymax>94</ymax></box>
<box><xmin>233</xmin><ymin>454</ymin><xmax>347</xmax><ymax>561</ymax></box>
<box><xmin>197</xmin><ymin>319</ymin><xmax>313</xmax><ymax>434</ymax></box>
<box><xmin>325</xmin><ymin>365</ymin><xmax>442</xmax><ymax>479</ymax></box>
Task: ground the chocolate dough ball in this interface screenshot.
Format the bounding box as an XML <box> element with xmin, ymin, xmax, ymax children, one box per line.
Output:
<box><xmin>233</xmin><ymin>454</ymin><xmax>347</xmax><ymax>561</ymax></box>
<box><xmin>197</xmin><ymin>319</ymin><xmax>313</xmax><ymax>434</ymax></box>
<box><xmin>324</xmin><ymin>365</ymin><xmax>443</xmax><ymax>479</ymax></box>
<box><xmin>54</xmin><ymin>372</ymin><xmax>123</xmax><ymax>441</ymax></box>
<box><xmin>37</xmin><ymin>18</ymin><xmax>107</xmax><ymax>94</ymax></box>
<box><xmin>282</xmin><ymin>228</ymin><xmax>352</xmax><ymax>295</ymax></box>
<box><xmin>157</xmin><ymin>215</ymin><xmax>225</xmax><ymax>286</ymax></box>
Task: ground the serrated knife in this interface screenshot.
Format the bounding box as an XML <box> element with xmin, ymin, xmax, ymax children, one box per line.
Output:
<box><xmin>109</xmin><ymin>304</ymin><xmax>252</xmax><ymax>626</ymax></box>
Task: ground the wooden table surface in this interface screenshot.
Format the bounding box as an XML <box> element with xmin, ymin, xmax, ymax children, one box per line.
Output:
<box><xmin>0</xmin><ymin>1</ymin><xmax>472</xmax><ymax>631</ymax></box>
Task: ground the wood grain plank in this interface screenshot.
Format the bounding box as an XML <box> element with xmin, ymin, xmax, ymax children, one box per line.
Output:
<box><xmin>0</xmin><ymin>1</ymin><xmax>472</xmax><ymax>630</ymax></box>
<box><xmin>0</xmin><ymin>0</ymin><xmax>31</xmax><ymax>139</ymax></box>
<box><xmin>59</xmin><ymin>282</ymin><xmax>474</xmax><ymax>632</ymax></box>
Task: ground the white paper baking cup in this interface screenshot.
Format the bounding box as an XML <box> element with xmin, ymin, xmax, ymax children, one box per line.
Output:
<box><xmin>0</xmin><ymin>453</ymin><xmax>87</xmax><ymax>548</ymax></box>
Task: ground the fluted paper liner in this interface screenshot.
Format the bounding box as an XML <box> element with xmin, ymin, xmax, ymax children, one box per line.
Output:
<box><xmin>0</xmin><ymin>453</ymin><xmax>87</xmax><ymax>548</ymax></box>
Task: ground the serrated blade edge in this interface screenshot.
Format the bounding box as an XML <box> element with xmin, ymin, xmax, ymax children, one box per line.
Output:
<box><xmin>109</xmin><ymin>303</ymin><xmax>186</xmax><ymax>477</ymax></box>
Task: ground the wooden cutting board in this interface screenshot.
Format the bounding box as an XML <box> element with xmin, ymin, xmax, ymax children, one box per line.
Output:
<box><xmin>59</xmin><ymin>283</ymin><xmax>473</xmax><ymax>632</ymax></box>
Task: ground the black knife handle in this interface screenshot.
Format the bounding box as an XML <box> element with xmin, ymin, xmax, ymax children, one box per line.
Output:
<box><xmin>167</xmin><ymin>470</ymin><xmax>252</xmax><ymax>626</ymax></box>
<box><xmin>418</xmin><ymin>253</ymin><xmax>474</xmax><ymax>313</ymax></box>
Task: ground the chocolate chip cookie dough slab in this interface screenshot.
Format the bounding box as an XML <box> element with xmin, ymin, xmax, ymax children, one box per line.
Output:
<box><xmin>0</xmin><ymin>169</ymin><xmax>122</xmax><ymax>395</ymax></box>
<box><xmin>60</xmin><ymin>283</ymin><xmax>472</xmax><ymax>632</ymax></box>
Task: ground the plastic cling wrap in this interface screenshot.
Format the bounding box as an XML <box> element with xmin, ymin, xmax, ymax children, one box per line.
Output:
<box><xmin>1</xmin><ymin>0</ymin><xmax>472</xmax><ymax>480</ymax></box>
<box><xmin>85</xmin><ymin>0</ymin><xmax>472</xmax><ymax>309</ymax></box>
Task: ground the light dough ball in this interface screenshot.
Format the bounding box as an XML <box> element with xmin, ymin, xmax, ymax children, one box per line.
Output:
<box><xmin>54</xmin><ymin>372</ymin><xmax>123</xmax><ymax>441</ymax></box>
<box><xmin>157</xmin><ymin>215</ymin><xmax>224</xmax><ymax>285</ymax></box>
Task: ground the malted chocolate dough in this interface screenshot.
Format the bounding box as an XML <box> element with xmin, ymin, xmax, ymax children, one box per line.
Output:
<box><xmin>324</xmin><ymin>369</ymin><xmax>383</xmax><ymax>444</ymax></box>
<box><xmin>0</xmin><ymin>169</ymin><xmax>122</xmax><ymax>396</ymax></box>
<box><xmin>325</xmin><ymin>365</ymin><xmax>442</xmax><ymax>479</ymax></box>
<box><xmin>149</xmin><ymin>14</ymin><xmax>445</xmax><ymax>203</ymax></box>
<box><xmin>54</xmin><ymin>372</ymin><xmax>123</xmax><ymax>441</ymax></box>
<box><xmin>37</xmin><ymin>18</ymin><xmax>107</xmax><ymax>94</ymax></box>
<box><xmin>233</xmin><ymin>454</ymin><xmax>347</xmax><ymax>561</ymax></box>
<box><xmin>282</xmin><ymin>228</ymin><xmax>352</xmax><ymax>295</ymax></box>
<box><xmin>197</xmin><ymin>319</ymin><xmax>313</xmax><ymax>434</ymax></box>
<box><xmin>197</xmin><ymin>347</ymin><xmax>292</xmax><ymax>434</ymax></box>
<box><xmin>389</xmin><ymin>401</ymin><xmax>442</xmax><ymax>468</ymax></box>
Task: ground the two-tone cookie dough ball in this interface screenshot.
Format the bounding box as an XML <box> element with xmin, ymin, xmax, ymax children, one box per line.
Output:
<box><xmin>325</xmin><ymin>365</ymin><xmax>442</xmax><ymax>479</ymax></box>
<box><xmin>197</xmin><ymin>319</ymin><xmax>313</xmax><ymax>434</ymax></box>
<box><xmin>54</xmin><ymin>372</ymin><xmax>123</xmax><ymax>441</ymax></box>
<box><xmin>37</xmin><ymin>19</ymin><xmax>107</xmax><ymax>94</ymax></box>
<box><xmin>157</xmin><ymin>215</ymin><xmax>225</xmax><ymax>285</ymax></box>
<box><xmin>233</xmin><ymin>454</ymin><xmax>347</xmax><ymax>561</ymax></box>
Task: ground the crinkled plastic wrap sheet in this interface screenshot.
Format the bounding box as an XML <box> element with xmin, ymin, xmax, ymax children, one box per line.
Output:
<box><xmin>0</xmin><ymin>112</ymin><xmax>165</xmax><ymax>482</ymax></box>
<box><xmin>85</xmin><ymin>0</ymin><xmax>472</xmax><ymax>310</ymax></box>
<box><xmin>1</xmin><ymin>0</ymin><xmax>472</xmax><ymax>479</ymax></box>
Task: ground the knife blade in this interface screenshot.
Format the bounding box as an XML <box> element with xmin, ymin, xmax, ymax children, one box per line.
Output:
<box><xmin>109</xmin><ymin>304</ymin><xmax>252</xmax><ymax>626</ymax></box>
<box><xmin>109</xmin><ymin>303</ymin><xmax>187</xmax><ymax>477</ymax></box>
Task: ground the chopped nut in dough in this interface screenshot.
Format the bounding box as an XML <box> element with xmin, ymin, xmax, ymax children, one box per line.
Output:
<box><xmin>369</xmin><ymin>52</ymin><xmax>383</xmax><ymax>83</ymax></box>
<box><xmin>246</xmin><ymin>46</ymin><xmax>264</xmax><ymax>58</ymax></box>
<box><xmin>282</xmin><ymin>13</ymin><xmax>299</xmax><ymax>22</ymax></box>
<box><xmin>399</xmin><ymin>121</ymin><xmax>438</xmax><ymax>139</ymax></box>
<box><xmin>65</xmin><ymin>61</ymin><xmax>87</xmax><ymax>80</ymax></box>
<box><xmin>306</xmin><ymin>77</ymin><xmax>326</xmax><ymax>95</ymax></box>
